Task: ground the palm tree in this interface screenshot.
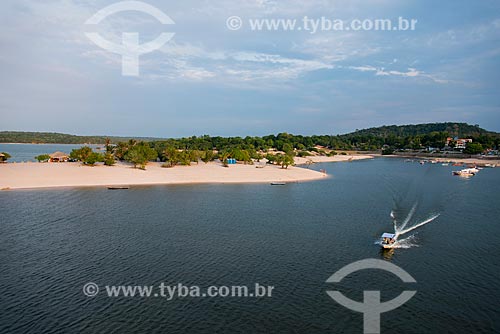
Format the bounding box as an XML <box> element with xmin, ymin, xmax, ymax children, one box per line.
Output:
<box><xmin>219</xmin><ymin>151</ymin><xmax>230</xmax><ymax>167</ymax></box>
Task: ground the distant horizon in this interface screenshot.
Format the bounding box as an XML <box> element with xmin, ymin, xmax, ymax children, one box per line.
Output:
<box><xmin>1</xmin><ymin>121</ymin><xmax>499</xmax><ymax>139</ymax></box>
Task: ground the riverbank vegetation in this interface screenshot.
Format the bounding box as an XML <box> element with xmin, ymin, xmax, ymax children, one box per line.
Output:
<box><xmin>8</xmin><ymin>123</ymin><xmax>499</xmax><ymax>167</ymax></box>
<box><xmin>2</xmin><ymin>123</ymin><xmax>498</xmax><ymax>151</ymax></box>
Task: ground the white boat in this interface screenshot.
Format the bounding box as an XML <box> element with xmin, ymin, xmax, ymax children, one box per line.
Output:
<box><xmin>463</xmin><ymin>167</ymin><xmax>480</xmax><ymax>174</ymax></box>
<box><xmin>380</xmin><ymin>233</ymin><xmax>397</xmax><ymax>249</ymax></box>
<box><xmin>484</xmin><ymin>163</ymin><xmax>496</xmax><ymax>168</ymax></box>
<box><xmin>453</xmin><ymin>171</ymin><xmax>473</xmax><ymax>177</ymax></box>
<box><xmin>452</xmin><ymin>167</ymin><xmax>479</xmax><ymax>177</ymax></box>
<box><xmin>442</xmin><ymin>163</ymin><xmax>449</xmax><ymax>166</ymax></box>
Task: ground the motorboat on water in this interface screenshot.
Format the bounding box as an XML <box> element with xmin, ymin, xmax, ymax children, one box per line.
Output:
<box><xmin>452</xmin><ymin>170</ymin><xmax>473</xmax><ymax>177</ymax></box>
<box><xmin>380</xmin><ymin>233</ymin><xmax>397</xmax><ymax>249</ymax></box>
<box><xmin>452</xmin><ymin>167</ymin><xmax>480</xmax><ymax>177</ymax></box>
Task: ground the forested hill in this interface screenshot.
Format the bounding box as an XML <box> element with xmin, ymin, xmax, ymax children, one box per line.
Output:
<box><xmin>0</xmin><ymin>131</ymin><xmax>162</xmax><ymax>144</ymax></box>
<box><xmin>344</xmin><ymin>123</ymin><xmax>495</xmax><ymax>138</ymax></box>
<box><xmin>336</xmin><ymin>122</ymin><xmax>499</xmax><ymax>151</ymax></box>
<box><xmin>0</xmin><ymin>123</ymin><xmax>499</xmax><ymax>151</ymax></box>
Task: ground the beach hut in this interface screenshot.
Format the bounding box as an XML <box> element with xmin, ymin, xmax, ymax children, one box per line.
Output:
<box><xmin>49</xmin><ymin>151</ymin><xmax>69</xmax><ymax>162</ymax></box>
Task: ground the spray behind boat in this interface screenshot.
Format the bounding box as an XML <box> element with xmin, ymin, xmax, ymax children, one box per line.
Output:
<box><xmin>379</xmin><ymin>201</ymin><xmax>440</xmax><ymax>249</ymax></box>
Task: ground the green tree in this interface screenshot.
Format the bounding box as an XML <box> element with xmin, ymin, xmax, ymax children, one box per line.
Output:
<box><xmin>125</xmin><ymin>143</ymin><xmax>158</xmax><ymax>169</ymax></box>
<box><xmin>187</xmin><ymin>150</ymin><xmax>200</xmax><ymax>164</ymax></box>
<box><xmin>202</xmin><ymin>150</ymin><xmax>214</xmax><ymax>163</ymax></box>
<box><xmin>274</xmin><ymin>153</ymin><xmax>294</xmax><ymax>169</ymax></box>
<box><xmin>0</xmin><ymin>152</ymin><xmax>11</xmax><ymax>162</ymax></box>
<box><xmin>463</xmin><ymin>142</ymin><xmax>484</xmax><ymax>155</ymax></box>
<box><xmin>179</xmin><ymin>151</ymin><xmax>192</xmax><ymax>166</ymax></box>
<box><xmin>70</xmin><ymin>146</ymin><xmax>93</xmax><ymax>161</ymax></box>
<box><xmin>382</xmin><ymin>147</ymin><xmax>395</xmax><ymax>155</ymax></box>
<box><xmin>103</xmin><ymin>152</ymin><xmax>116</xmax><ymax>166</ymax></box>
<box><xmin>162</xmin><ymin>147</ymin><xmax>179</xmax><ymax>167</ymax></box>
<box><xmin>281</xmin><ymin>154</ymin><xmax>295</xmax><ymax>169</ymax></box>
<box><xmin>35</xmin><ymin>154</ymin><xmax>50</xmax><ymax>162</ymax></box>
<box><xmin>282</xmin><ymin>143</ymin><xmax>294</xmax><ymax>155</ymax></box>
<box><xmin>84</xmin><ymin>152</ymin><xmax>103</xmax><ymax>166</ymax></box>
<box><xmin>231</xmin><ymin>148</ymin><xmax>252</xmax><ymax>164</ymax></box>
<box><xmin>219</xmin><ymin>151</ymin><xmax>230</xmax><ymax>167</ymax></box>
<box><xmin>265</xmin><ymin>153</ymin><xmax>276</xmax><ymax>164</ymax></box>
<box><xmin>114</xmin><ymin>142</ymin><xmax>129</xmax><ymax>160</ymax></box>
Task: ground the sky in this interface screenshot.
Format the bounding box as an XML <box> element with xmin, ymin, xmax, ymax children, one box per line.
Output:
<box><xmin>1</xmin><ymin>0</ymin><xmax>500</xmax><ymax>137</ymax></box>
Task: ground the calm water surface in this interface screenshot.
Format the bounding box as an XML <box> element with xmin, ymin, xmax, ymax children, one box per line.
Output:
<box><xmin>1</xmin><ymin>158</ymin><xmax>499</xmax><ymax>333</ymax></box>
<box><xmin>0</xmin><ymin>143</ymin><xmax>101</xmax><ymax>162</ymax></box>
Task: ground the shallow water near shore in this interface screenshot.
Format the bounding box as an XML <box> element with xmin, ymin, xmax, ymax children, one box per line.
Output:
<box><xmin>1</xmin><ymin>158</ymin><xmax>499</xmax><ymax>333</ymax></box>
<box><xmin>0</xmin><ymin>143</ymin><xmax>101</xmax><ymax>162</ymax></box>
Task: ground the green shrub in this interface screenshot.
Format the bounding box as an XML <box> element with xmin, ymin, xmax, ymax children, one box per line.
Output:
<box><xmin>35</xmin><ymin>154</ymin><xmax>50</xmax><ymax>162</ymax></box>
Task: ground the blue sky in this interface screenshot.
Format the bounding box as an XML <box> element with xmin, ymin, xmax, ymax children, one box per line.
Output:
<box><xmin>1</xmin><ymin>0</ymin><xmax>499</xmax><ymax>137</ymax></box>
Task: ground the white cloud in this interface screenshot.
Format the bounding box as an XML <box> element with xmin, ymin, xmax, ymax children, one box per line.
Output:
<box><xmin>348</xmin><ymin>65</ymin><xmax>447</xmax><ymax>83</ymax></box>
<box><xmin>348</xmin><ymin>65</ymin><xmax>377</xmax><ymax>72</ymax></box>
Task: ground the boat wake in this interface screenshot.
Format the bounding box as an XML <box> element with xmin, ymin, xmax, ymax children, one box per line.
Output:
<box><xmin>384</xmin><ymin>202</ymin><xmax>440</xmax><ymax>249</ymax></box>
<box><xmin>396</xmin><ymin>213</ymin><xmax>440</xmax><ymax>237</ymax></box>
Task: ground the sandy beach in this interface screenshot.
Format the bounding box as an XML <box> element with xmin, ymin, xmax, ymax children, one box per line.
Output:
<box><xmin>294</xmin><ymin>154</ymin><xmax>375</xmax><ymax>165</ymax></box>
<box><xmin>0</xmin><ymin>154</ymin><xmax>377</xmax><ymax>190</ymax></box>
<box><xmin>0</xmin><ymin>161</ymin><xmax>323</xmax><ymax>190</ymax></box>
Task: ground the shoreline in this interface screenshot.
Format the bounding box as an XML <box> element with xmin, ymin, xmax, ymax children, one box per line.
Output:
<box><xmin>384</xmin><ymin>154</ymin><xmax>500</xmax><ymax>166</ymax></box>
<box><xmin>294</xmin><ymin>154</ymin><xmax>375</xmax><ymax>165</ymax></box>
<box><xmin>0</xmin><ymin>154</ymin><xmax>375</xmax><ymax>190</ymax></box>
<box><xmin>0</xmin><ymin>161</ymin><xmax>325</xmax><ymax>190</ymax></box>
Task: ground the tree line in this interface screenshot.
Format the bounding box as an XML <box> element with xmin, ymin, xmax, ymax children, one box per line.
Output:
<box><xmin>39</xmin><ymin>138</ymin><xmax>299</xmax><ymax>170</ymax></box>
<box><xmin>2</xmin><ymin>123</ymin><xmax>498</xmax><ymax>164</ymax></box>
